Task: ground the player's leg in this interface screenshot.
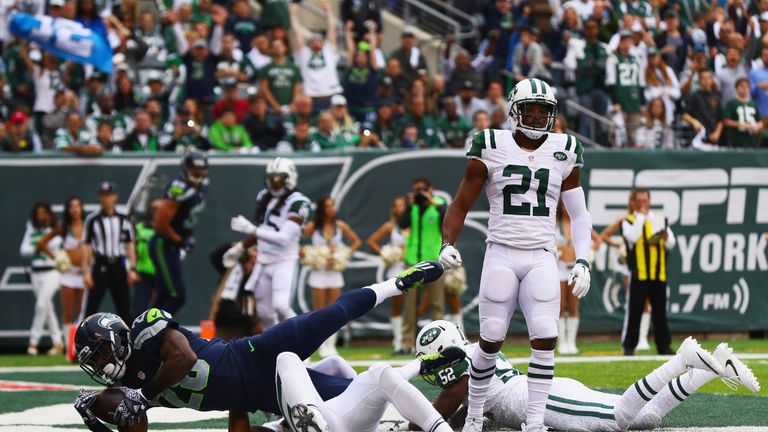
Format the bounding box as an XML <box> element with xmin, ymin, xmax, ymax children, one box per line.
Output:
<box><xmin>614</xmin><ymin>336</ymin><xmax>723</xmax><ymax>429</ymax></box>
<box><xmin>150</xmin><ymin>237</ymin><xmax>185</xmax><ymax>314</ymax></box>
<box><xmin>275</xmin><ymin>352</ymin><xmax>342</xmax><ymax>431</ymax></box>
<box><xmin>310</xmin><ymin>355</ymin><xmax>357</xmax><ymax>379</ymax></box>
<box><xmin>518</xmin><ymin>249</ymin><xmax>560</xmax><ymax>430</ymax></box>
<box><xmin>253</xmin><ymin>263</ymin><xmax>278</xmax><ymax>328</ymax></box>
<box><xmin>270</xmin><ymin>259</ymin><xmax>298</xmax><ymax>323</ymax></box>
<box><xmin>254</xmin><ymin>261</ymin><xmax>443</xmax><ymax>360</ymax></box>
<box><xmin>465</xmin><ymin>244</ymin><xmax>520</xmax><ymax>431</ymax></box>
<box><xmin>557</xmin><ymin>279</ymin><xmax>568</xmax><ymax>355</ymax></box>
<box><xmin>565</xmin><ymin>284</ymin><xmax>580</xmax><ymax>354</ymax></box>
<box><xmin>543</xmin><ymin>377</ymin><xmax>621</xmax><ymax>432</ymax></box>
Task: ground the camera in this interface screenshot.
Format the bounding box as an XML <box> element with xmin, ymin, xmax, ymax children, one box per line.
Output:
<box><xmin>414</xmin><ymin>188</ymin><xmax>428</xmax><ymax>205</ymax></box>
<box><xmin>186</xmin><ymin>120</ymin><xmax>196</xmax><ymax>128</ymax></box>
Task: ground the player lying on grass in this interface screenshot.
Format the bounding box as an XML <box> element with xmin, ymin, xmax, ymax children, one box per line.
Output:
<box><xmin>415</xmin><ymin>320</ymin><xmax>760</xmax><ymax>432</ymax></box>
<box><xmin>256</xmin><ymin>348</ymin><xmax>467</xmax><ymax>432</ymax></box>
<box><xmin>71</xmin><ymin>261</ymin><xmax>444</xmax><ymax>432</ymax></box>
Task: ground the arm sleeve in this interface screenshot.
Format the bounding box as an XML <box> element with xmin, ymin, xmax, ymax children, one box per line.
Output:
<box><xmin>255</xmin><ymin>221</ymin><xmax>302</xmax><ymax>245</ymax></box>
<box><xmin>622</xmin><ymin>214</ymin><xmax>646</xmax><ymax>244</ymax></box>
<box><xmin>561</xmin><ymin>187</ymin><xmax>593</xmax><ymax>263</ymax></box>
<box><xmin>19</xmin><ymin>224</ymin><xmax>35</xmax><ymax>257</ymax></box>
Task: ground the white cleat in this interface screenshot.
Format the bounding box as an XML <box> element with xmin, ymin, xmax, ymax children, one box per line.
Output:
<box><xmin>713</xmin><ymin>343</ymin><xmax>761</xmax><ymax>393</ymax></box>
<box><xmin>285</xmin><ymin>403</ymin><xmax>330</xmax><ymax>432</ymax></box>
<box><xmin>522</xmin><ymin>422</ymin><xmax>549</xmax><ymax>432</ymax></box>
<box><xmin>462</xmin><ymin>415</ymin><xmax>483</xmax><ymax>432</ymax></box>
<box><xmin>676</xmin><ymin>336</ymin><xmax>724</xmax><ymax>375</ymax></box>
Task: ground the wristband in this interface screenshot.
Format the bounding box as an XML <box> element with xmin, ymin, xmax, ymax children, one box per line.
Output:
<box><xmin>576</xmin><ymin>258</ymin><xmax>590</xmax><ymax>269</ymax></box>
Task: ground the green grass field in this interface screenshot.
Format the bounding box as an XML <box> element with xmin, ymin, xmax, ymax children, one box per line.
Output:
<box><xmin>1</xmin><ymin>339</ymin><xmax>766</xmax><ymax>431</ymax></box>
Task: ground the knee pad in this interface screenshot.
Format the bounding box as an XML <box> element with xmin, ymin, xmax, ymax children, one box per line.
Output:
<box><xmin>528</xmin><ymin>315</ymin><xmax>558</xmax><ymax>340</ymax></box>
<box><xmin>480</xmin><ymin>317</ymin><xmax>508</xmax><ymax>343</ymax></box>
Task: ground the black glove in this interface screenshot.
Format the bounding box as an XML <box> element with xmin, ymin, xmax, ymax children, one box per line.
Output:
<box><xmin>74</xmin><ymin>389</ymin><xmax>113</xmax><ymax>432</ymax></box>
<box><xmin>180</xmin><ymin>236</ymin><xmax>196</xmax><ymax>254</ymax></box>
<box><xmin>114</xmin><ymin>387</ymin><xmax>149</xmax><ymax>426</ymax></box>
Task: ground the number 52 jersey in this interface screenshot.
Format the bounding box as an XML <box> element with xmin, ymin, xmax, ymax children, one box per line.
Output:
<box><xmin>467</xmin><ymin>129</ymin><xmax>584</xmax><ymax>250</ymax></box>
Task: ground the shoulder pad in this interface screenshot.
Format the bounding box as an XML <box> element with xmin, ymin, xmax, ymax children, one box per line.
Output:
<box><xmin>564</xmin><ymin>134</ymin><xmax>584</xmax><ymax>167</ymax></box>
<box><xmin>467</xmin><ymin>129</ymin><xmax>497</xmax><ymax>158</ymax></box>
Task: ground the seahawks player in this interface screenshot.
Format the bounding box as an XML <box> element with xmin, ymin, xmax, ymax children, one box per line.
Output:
<box><xmin>148</xmin><ymin>150</ymin><xmax>208</xmax><ymax>314</ymax></box>
<box><xmin>440</xmin><ymin>78</ymin><xmax>593</xmax><ymax>432</ymax></box>
<box><xmin>72</xmin><ymin>261</ymin><xmax>444</xmax><ymax>432</ymax></box>
<box><xmin>225</xmin><ymin>157</ymin><xmax>311</xmax><ymax>328</ymax></box>
<box><xmin>415</xmin><ymin>321</ymin><xmax>760</xmax><ymax>432</ymax></box>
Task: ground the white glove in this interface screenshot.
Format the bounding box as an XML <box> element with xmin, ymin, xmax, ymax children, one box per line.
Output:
<box><xmin>222</xmin><ymin>242</ymin><xmax>244</xmax><ymax>268</ymax></box>
<box><xmin>439</xmin><ymin>243</ymin><xmax>462</xmax><ymax>270</ymax></box>
<box><xmin>568</xmin><ymin>259</ymin><xmax>591</xmax><ymax>299</ymax></box>
<box><xmin>230</xmin><ymin>215</ymin><xmax>257</xmax><ymax>235</ymax></box>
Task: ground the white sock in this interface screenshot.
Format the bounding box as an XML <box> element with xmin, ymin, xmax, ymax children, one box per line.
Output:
<box><xmin>557</xmin><ymin>317</ymin><xmax>567</xmax><ymax>352</ymax></box>
<box><xmin>310</xmin><ymin>355</ymin><xmax>357</xmax><ymax>379</ymax></box>
<box><xmin>567</xmin><ymin>317</ymin><xmax>580</xmax><ymax>351</ymax></box>
<box><xmin>526</xmin><ymin>348</ymin><xmax>555</xmax><ymax>426</ymax></box>
<box><xmin>379</xmin><ymin>366</ymin><xmax>452</xmax><ymax>432</ymax></box>
<box><xmin>637</xmin><ymin>369</ymin><xmax>717</xmax><ymax>422</ymax></box>
<box><xmin>638</xmin><ymin>312</ymin><xmax>651</xmax><ymax>347</ymax></box>
<box><xmin>466</xmin><ymin>346</ymin><xmax>497</xmax><ymax>419</ymax></box>
<box><xmin>369</xmin><ymin>280</ymin><xmax>401</xmax><ymax>307</ymax></box>
<box><xmin>615</xmin><ymin>354</ymin><xmax>686</xmax><ymax>429</ymax></box>
<box><xmin>397</xmin><ymin>358</ymin><xmax>421</xmax><ymax>381</ymax></box>
<box><xmin>390</xmin><ymin>316</ymin><xmax>403</xmax><ymax>352</ymax></box>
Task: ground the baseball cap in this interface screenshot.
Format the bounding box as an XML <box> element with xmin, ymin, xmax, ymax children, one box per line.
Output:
<box><xmin>663</xmin><ymin>9</ymin><xmax>678</xmax><ymax>18</ymax></box>
<box><xmin>461</xmin><ymin>80</ymin><xmax>475</xmax><ymax>91</ymax></box>
<box><xmin>690</xmin><ymin>28</ymin><xmax>707</xmax><ymax>45</ymax></box>
<box><xmin>193</xmin><ymin>39</ymin><xmax>207</xmax><ymax>49</ymax></box>
<box><xmin>10</xmin><ymin>111</ymin><xmax>27</xmax><ymax>123</ymax></box>
<box><xmin>619</xmin><ymin>30</ymin><xmax>634</xmax><ymax>39</ymax></box>
<box><xmin>331</xmin><ymin>94</ymin><xmax>347</xmax><ymax>106</ymax></box>
<box><xmin>98</xmin><ymin>181</ymin><xmax>117</xmax><ymax>195</ymax></box>
<box><xmin>221</xmin><ymin>76</ymin><xmax>238</xmax><ymax>88</ymax></box>
<box><xmin>147</xmin><ymin>71</ymin><xmax>164</xmax><ymax>83</ymax></box>
<box><xmin>692</xmin><ymin>44</ymin><xmax>707</xmax><ymax>53</ymax></box>
<box><xmin>760</xmin><ymin>11</ymin><xmax>768</xmax><ymax>21</ymax></box>
<box><xmin>401</xmin><ymin>28</ymin><xmax>414</xmax><ymax>37</ymax></box>
<box><xmin>50</xmin><ymin>0</ymin><xmax>65</xmax><ymax>7</ymax></box>
<box><xmin>357</xmin><ymin>41</ymin><xmax>371</xmax><ymax>52</ymax></box>
<box><xmin>647</xmin><ymin>46</ymin><xmax>660</xmax><ymax>55</ymax></box>
<box><xmin>309</xmin><ymin>32</ymin><xmax>324</xmax><ymax>41</ymax></box>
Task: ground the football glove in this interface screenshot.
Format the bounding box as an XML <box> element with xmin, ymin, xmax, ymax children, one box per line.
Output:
<box><xmin>222</xmin><ymin>242</ymin><xmax>245</xmax><ymax>268</ymax></box>
<box><xmin>439</xmin><ymin>243</ymin><xmax>462</xmax><ymax>270</ymax></box>
<box><xmin>114</xmin><ymin>387</ymin><xmax>149</xmax><ymax>426</ymax></box>
<box><xmin>231</xmin><ymin>215</ymin><xmax>258</xmax><ymax>235</ymax></box>
<box><xmin>74</xmin><ymin>389</ymin><xmax>113</xmax><ymax>432</ymax></box>
<box><xmin>568</xmin><ymin>259</ymin><xmax>591</xmax><ymax>299</ymax></box>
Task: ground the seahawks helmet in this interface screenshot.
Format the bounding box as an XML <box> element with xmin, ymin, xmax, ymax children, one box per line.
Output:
<box><xmin>507</xmin><ymin>78</ymin><xmax>558</xmax><ymax>140</ymax></box>
<box><xmin>74</xmin><ymin>313</ymin><xmax>132</xmax><ymax>385</ymax></box>
<box><xmin>416</xmin><ymin>320</ymin><xmax>467</xmax><ymax>356</ymax></box>
<box><xmin>181</xmin><ymin>150</ymin><xmax>209</xmax><ymax>186</ymax></box>
<box><xmin>265</xmin><ymin>157</ymin><xmax>298</xmax><ymax>195</ymax></box>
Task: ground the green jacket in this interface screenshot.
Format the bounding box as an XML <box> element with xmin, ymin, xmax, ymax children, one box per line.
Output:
<box><xmin>209</xmin><ymin>121</ymin><xmax>253</xmax><ymax>151</ymax></box>
<box><xmin>403</xmin><ymin>197</ymin><xmax>446</xmax><ymax>265</ymax></box>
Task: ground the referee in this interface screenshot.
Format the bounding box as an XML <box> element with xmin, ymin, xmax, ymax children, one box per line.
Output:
<box><xmin>621</xmin><ymin>188</ymin><xmax>676</xmax><ymax>356</ymax></box>
<box><xmin>80</xmin><ymin>182</ymin><xmax>136</xmax><ymax>324</ymax></box>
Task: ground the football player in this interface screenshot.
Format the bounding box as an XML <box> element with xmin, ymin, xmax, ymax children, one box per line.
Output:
<box><xmin>440</xmin><ymin>78</ymin><xmax>594</xmax><ymax>431</ymax></box>
<box><xmin>149</xmin><ymin>150</ymin><xmax>208</xmax><ymax>314</ymax></box>
<box><xmin>415</xmin><ymin>321</ymin><xmax>760</xmax><ymax>432</ymax></box>
<box><xmin>225</xmin><ymin>157</ymin><xmax>312</xmax><ymax>328</ymax></box>
<box><xmin>71</xmin><ymin>261</ymin><xmax>444</xmax><ymax>432</ymax></box>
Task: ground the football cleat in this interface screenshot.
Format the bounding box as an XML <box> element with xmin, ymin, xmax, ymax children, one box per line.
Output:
<box><xmin>676</xmin><ymin>336</ymin><xmax>724</xmax><ymax>375</ymax></box>
<box><xmin>395</xmin><ymin>261</ymin><xmax>444</xmax><ymax>293</ymax></box>
<box><xmin>286</xmin><ymin>403</ymin><xmax>329</xmax><ymax>432</ymax></box>
<box><xmin>462</xmin><ymin>416</ymin><xmax>484</xmax><ymax>432</ymax></box>
<box><xmin>713</xmin><ymin>343</ymin><xmax>761</xmax><ymax>393</ymax></box>
<box><xmin>419</xmin><ymin>346</ymin><xmax>467</xmax><ymax>377</ymax></box>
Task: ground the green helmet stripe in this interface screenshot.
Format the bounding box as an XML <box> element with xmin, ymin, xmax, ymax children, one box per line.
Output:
<box><xmin>530</xmin><ymin>79</ymin><xmax>538</xmax><ymax>94</ymax></box>
<box><xmin>540</xmin><ymin>79</ymin><xmax>547</xmax><ymax>95</ymax></box>
<box><xmin>489</xmin><ymin>129</ymin><xmax>497</xmax><ymax>149</ymax></box>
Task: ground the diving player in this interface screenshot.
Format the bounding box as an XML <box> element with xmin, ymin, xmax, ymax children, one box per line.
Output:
<box><xmin>72</xmin><ymin>261</ymin><xmax>444</xmax><ymax>432</ymax></box>
<box><xmin>439</xmin><ymin>78</ymin><xmax>594</xmax><ymax>432</ymax></box>
<box><xmin>225</xmin><ymin>157</ymin><xmax>312</xmax><ymax>328</ymax></box>
<box><xmin>149</xmin><ymin>150</ymin><xmax>208</xmax><ymax>314</ymax></box>
<box><xmin>415</xmin><ymin>321</ymin><xmax>760</xmax><ymax>432</ymax></box>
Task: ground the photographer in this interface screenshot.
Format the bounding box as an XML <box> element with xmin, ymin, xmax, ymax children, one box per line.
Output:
<box><xmin>169</xmin><ymin>106</ymin><xmax>211</xmax><ymax>152</ymax></box>
<box><xmin>398</xmin><ymin>177</ymin><xmax>446</xmax><ymax>354</ymax></box>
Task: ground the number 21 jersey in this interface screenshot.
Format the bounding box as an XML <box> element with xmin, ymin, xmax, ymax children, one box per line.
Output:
<box><xmin>467</xmin><ymin>129</ymin><xmax>584</xmax><ymax>250</ymax></box>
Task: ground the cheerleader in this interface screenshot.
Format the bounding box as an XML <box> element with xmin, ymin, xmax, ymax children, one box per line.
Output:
<box><xmin>303</xmin><ymin>196</ymin><xmax>361</xmax><ymax>357</ymax></box>
<box><xmin>366</xmin><ymin>196</ymin><xmax>408</xmax><ymax>354</ymax></box>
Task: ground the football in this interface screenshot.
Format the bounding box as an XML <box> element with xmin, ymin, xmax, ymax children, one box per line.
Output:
<box><xmin>90</xmin><ymin>388</ymin><xmax>149</xmax><ymax>428</ymax></box>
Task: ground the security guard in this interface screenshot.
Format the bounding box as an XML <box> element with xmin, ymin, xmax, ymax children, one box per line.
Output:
<box><xmin>621</xmin><ymin>188</ymin><xmax>676</xmax><ymax>355</ymax></box>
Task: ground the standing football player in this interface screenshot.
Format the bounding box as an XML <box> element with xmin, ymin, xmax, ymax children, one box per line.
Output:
<box><xmin>440</xmin><ymin>78</ymin><xmax>594</xmax><ymax>432</ymax></box>
<box><xmin>225</xmin><ymin>157</ymin><xmax>312</xmax><ymax>328</ymax></box>
<box><xmin>148</xmin><ymin>150</ymin><xmax>208</xmax><ymax>314</ymax></box>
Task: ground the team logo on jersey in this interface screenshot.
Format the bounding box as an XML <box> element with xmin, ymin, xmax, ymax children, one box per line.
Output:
<box><xmin>419</xmin><ymin>327</ymin><xmax>442</xmax><ymax>346</ymax></box>
<box><xmin>553</xmin><ymin>151</ymin><xmax>567</xmax><ymax>161</ymax></box>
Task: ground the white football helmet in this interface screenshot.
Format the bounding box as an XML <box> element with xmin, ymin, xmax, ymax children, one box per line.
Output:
<box><xmin>416</xmin><ymin>320</ymin><xmax>467</xmax><ymax>356</ymax></box>
<box><xmin>265</xmin><ymin>157</ymin><xmax>298</xmax><ymax>195</ymax></box>
<box><xmin>507</xmin><ymin>78</ymin><xmax>558</xmax><ymax>140</ymax></box>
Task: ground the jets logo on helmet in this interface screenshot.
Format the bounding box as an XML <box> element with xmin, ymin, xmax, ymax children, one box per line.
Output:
<box><xmin>266</xmin><ymin>157</ymin><xmax>299</xmax><ymax>195</ymax></box>
<box><xmin>416</xmin><ymin>320</ymin><xmax>467</xmax><ymax>356</ymax></box>
<box><xmin>507</xmin><ymin>78</ymin><xmax>558</xmax><ymax>140</ymax></box>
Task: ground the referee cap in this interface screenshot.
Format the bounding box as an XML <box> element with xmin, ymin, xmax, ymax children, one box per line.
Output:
<box><xmin>98</xmin><ymin>181</ymin><xmax>117</xmax><ymax>195</ymax></box>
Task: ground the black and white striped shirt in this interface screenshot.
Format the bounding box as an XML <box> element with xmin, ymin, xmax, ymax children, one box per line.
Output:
<box><xmin>83</xmin><ymin>210</ymin><xmax>135</xmax><ymax>259</ymax></box>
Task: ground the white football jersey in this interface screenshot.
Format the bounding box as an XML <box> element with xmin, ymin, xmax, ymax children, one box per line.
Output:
<box><xmin>467</xmin><ymin>129</ymin><xmax>584</xmax><ymax>250</ymax></box>
<box><xmin>254</xmin><ymin>189</ymin><xmax>312</xmax><ymax>263</ymax></box>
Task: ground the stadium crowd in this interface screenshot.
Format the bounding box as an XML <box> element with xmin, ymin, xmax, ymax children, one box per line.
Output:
<box><xmin>0</xmin><ymin>0</ymin><xmax>765</xmax><ymax>154</ymax></box>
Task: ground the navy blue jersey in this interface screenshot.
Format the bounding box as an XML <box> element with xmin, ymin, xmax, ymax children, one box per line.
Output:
<box><xmin>162</xmin><ymin>175</ymin><xmax>207</xmax><ymax>240</ymax></box>
<box><xmin>122</xmin><ymin>308</ymin><xmax>351</xmax><ymax>413</ymax></box>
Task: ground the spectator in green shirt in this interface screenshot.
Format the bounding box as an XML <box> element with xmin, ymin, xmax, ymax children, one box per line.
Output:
<box><xmin>209</xmin><ymin>109</ymin><xmax>255</xmax><ymax>152</ymax></box>
<box><xmin>258</xmin><ymin>0</ymin><xmax>294</xmax><ymax>30</ymax></box>
<box><xmin>395</xmin><ymin>96</ymin><xmax>442</xmax><ymax>148</ymax></box>
<box><xmin>260</xmin><ymin>38</ymin><xmax>303</xmax><ymax>114</ymax></box>
<box><xmin>437</xmin><ymin>97</ymin><xmax>473</xmax><ymax>148</ymax></box>
<box><xmin>575</xmin><ymin>18</ymin><xmax>610</xmax><ymax>139</ymax></box>
<box><xmin>724</xmin><ymin>78</ymin><xmax>764</xmax><ymax>147</ymax></box>
<box><xmin>309</xmin><ymin>111</ymin><xmax>349</xmax><ymax>149</ymax></box>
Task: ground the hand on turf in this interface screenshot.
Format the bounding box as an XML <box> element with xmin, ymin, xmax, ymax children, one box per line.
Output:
<box><xmin>439</xmin><ymin>243</ymin><xmax>462</xmax><ymax>270</ymax></box>
<box><xmin>568</xmin><ymin>260</ymin><xmax>591</xmax><ymax>299</ymax></box>
<box><xmin>114</xmin><ymin>387</ymin><xmax>149</xmax><ymax>426</ymax></box>
<box><xmin>74</xmin><ymin>389</ymin><xmax>113</xmax><ymax>432</ymax></box>
<box><xmin>231</xmin><ymin>215</ymin><xmax>257</xmax><ymax>235</ymax></box>
<box><xmin>222</xmin><ymin>242</ymin><xmax>244</xmax><ymax>268</ymax></box>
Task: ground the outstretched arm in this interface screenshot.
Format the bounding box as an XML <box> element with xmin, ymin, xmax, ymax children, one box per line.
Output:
<box><xmin>408</xmin><ymin>376</ymin><xmax>469</xmax><ymax>430</ymax></box>
<box><xmin>288</xmin><ymin>3</ymin><xmax>305</xmax><ymax>53</ymax></box>
<box><xmin>441</xmin><ymin>159</ymin><xmax>487</xmax><ymax>245</ymax></box>
<box><xmin>140</xmin><ymin>328</ymin><xmax>197</xmax><ymax>401</ymax></box>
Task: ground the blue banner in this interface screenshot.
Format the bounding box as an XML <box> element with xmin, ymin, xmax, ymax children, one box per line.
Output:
<box><xmin>9</xmin><ymin>13</ymin><xmax>113</xmax><ymax>73</ymax></box>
